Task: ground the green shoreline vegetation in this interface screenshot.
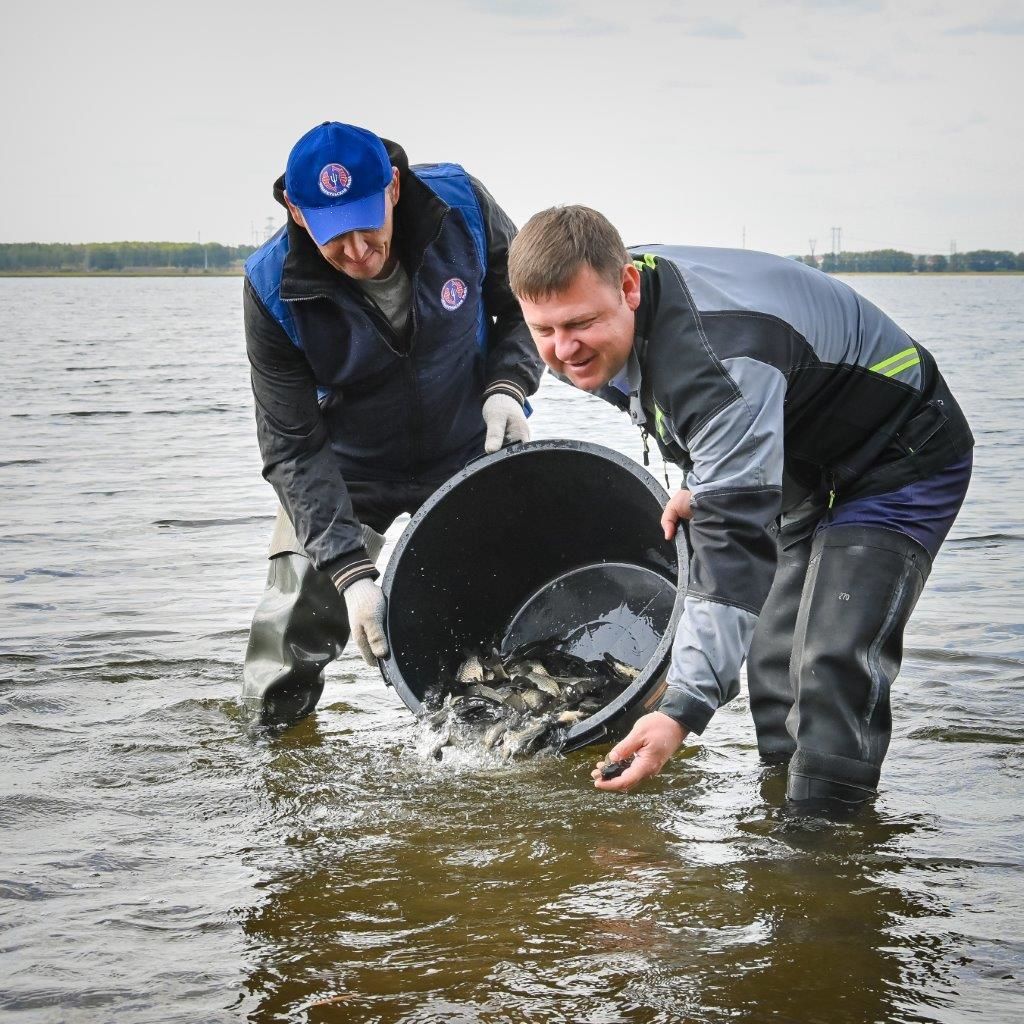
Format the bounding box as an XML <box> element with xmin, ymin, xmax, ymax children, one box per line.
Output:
<box><xmin>792</xmin><ymin>248</ymin><xmax>1023</xmax><ymax>273</ymax></box>
<box><xmin>0</xmin><ymin>241</ymin><xmax>258</xmax><ymax>275</ymax></box>
<box><xmin>0</xmin><ymin>242</ymin><xmax>1021</xmax><ymax>276</ymax></box>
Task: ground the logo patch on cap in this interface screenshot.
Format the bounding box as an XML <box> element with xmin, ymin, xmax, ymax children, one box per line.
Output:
<box><xmin>318</xmin><ymin>163</ymin><xmax>351</xmax><ymax>198</ymax></box>
<box><xmin>441</xmin><ymin>278</ymin><xmax>468</xmax><ymax>311</ymax></box>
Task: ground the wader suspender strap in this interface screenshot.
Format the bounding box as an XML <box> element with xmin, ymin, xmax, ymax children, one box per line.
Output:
<box><xmin>413</xmin><ymin>163</ymin><xmax>488</xmax><ymax>353</ymax></box>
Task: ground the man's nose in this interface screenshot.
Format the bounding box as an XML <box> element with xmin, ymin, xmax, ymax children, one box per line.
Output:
<box><xmin>342</xmin><ymin>232</ymin><xmax>371</xmax><ymax>262</ymax></box>
<box><xmin>553</xmin><ymin>329</ymin><xmax>581</xmax><ymax>361</ymax></box>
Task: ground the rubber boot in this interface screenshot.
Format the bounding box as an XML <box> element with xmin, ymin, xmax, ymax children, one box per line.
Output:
<box><xmin>241</xmin><ymin>554</ymin><xmax>350</xmax><ymax>731</ymax></box>
<box><xmin>785</xmin><ymin>524</ymin><xmax>932</xmax><ymax>814</ymax></box>
<box><xmin>746</xmin><ymin>513</ymin><xmax>817</xmax><ymax>763</ymax></box>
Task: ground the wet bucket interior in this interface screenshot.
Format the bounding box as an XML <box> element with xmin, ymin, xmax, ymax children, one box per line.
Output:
<box><xmin>380</xmin><ymin>440</ymin><xmax>686</xmax><ymax>750</ymax></box>
<box><xmin>499</xmin><ymin>563</ymin><xmax>676</xmax><ymax>665</ymax></box>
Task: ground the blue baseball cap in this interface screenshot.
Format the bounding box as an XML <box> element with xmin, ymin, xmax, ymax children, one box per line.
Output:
<box><xmin>284</xmin><ymin>122</ymin><xmax>393</xmax><ymax>245</ymax></box>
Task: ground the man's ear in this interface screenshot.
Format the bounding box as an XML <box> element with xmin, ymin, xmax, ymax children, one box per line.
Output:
<box><xmin>622</xmin><ymin>263</ymin><xmax>642</xmax><ymax>311</ymax></box>
<box><xmin>389</xmin><ymin>167</ymin><xmax>401</xmax><ymax>206</ymax></box>
<box><xmin>283</xmin><ymin>192</ymin><xmax>306</xmax><ymax>228</ymax></box>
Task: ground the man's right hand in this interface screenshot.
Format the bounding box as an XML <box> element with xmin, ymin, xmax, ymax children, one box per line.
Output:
<box><xmin>660</xmin><ymin>488</ymin><xmax>693</xmax><ymax>541</ymax></box>
<box><xmin>343</xmin><ymin>578</ymin><xmax>389</xmax><ymax>666</ymax></box>
<box><xmin>591</xmin><ymin>712</ymin><xmax>689</xmax><ymax>792</ymax></box>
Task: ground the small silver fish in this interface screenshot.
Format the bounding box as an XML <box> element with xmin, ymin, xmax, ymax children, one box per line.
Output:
<box><xmin>563</xmin><ymin>676</ymin><xmax>604</xmax><ymax>704</ymax></box>
<box><xmin>467</xmin><ymin>683</ymin><xmax>506</xmax><ymax>703</ymax></box>
<box><xmin>503</xmin><ymin>692</ymin><xmax>529</xmax><ymax>714</ymax></box>
<box><xmin>520</xmin><ymin>689</ymin><xmax>553</xmax><ymax>712</ymax></box>
<box><xmin>482</xmin><ymin>648</ymin><xmax>510</xmax><ymax>682</ymax></box>
<box><xmin>600</xmin><ymin>755</ymin><xmax>635</xmax><ymax>780</ymax></box>
<box><xmin>428</xmin><ymin>722</ymin><xmax>453</xmax><ymax>761</ymax></box>
<box><xmin>424</xmin><ymin>696</ymin><xmax>452</xmax><ymax>728</ymax></box>
<box><xmin>501</xmin><ymin>719</ymin><xmax>552</xmax><ymax>759</ymax></box>
<box><xmin>456</xmin><ymin>653</ymin><xmax>485</xmax><ymax>684</ymax></box>
<box><xmin>528</xmin><ymin>674</ymin><xmax>563</xmax><ymax>699</ymax></box>
<box><xmin>483</xmin><ymin>719</ymin><xmax>509</xmax><ymax>749</ymax></box>
<box><xmin>604</xmin><ymin>654</ymin><xmax>640</xmax><ymax>680</ymax></box>
<box><xmin>556</xmin><ymin>709</ymin><xmax>586</xmax><ymax>725</ymax></box>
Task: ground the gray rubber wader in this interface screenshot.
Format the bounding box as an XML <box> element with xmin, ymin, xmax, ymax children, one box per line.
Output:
<box><xmin>747</xmin><ymin>504</ymin><xmax>821</xmax><ymax>762</ymax></box>
<box><xmin>241</xmin><ymin>508</ymin><xmax>387</xmax><ymax>731</ymax></box>
<box><xmin>241</xmin><ymin>553</ymin><xmax>349</xmax><ymax>730</ymax></box>
<box><xmin>785</xmin><ymin>524</ymin><xmax>932</xmax><ymax>809</ymax></box>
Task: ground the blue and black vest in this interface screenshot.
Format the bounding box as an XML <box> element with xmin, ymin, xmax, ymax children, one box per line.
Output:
<box><xmin>245</xmin><ymin>164</ymin><xmax>491</xmax><ymax>483</ymax></box>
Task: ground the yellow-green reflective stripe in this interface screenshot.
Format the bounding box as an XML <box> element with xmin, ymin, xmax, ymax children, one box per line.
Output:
<box><xmin>654</xmin><ymin>403</ymin><xmax>669</xmax><ymax>441</ymax></box>
<box><xmin>869</xmin><ymin>346</ymin><xmax>917</xmax><ymax>373</ymax></box>
<box><xmin>632</xmin><ymin>253</ymin><xmax>658</xmax><ymax>271</ymax></box>
<box><xmin>883</xmin><ymin>355</ymin><xmax>921</xmax><ymax>378</ymax></box>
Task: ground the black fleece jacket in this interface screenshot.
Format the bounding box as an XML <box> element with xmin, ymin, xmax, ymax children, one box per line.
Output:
<box><xmin>244</xmin><ymin>139</ymin><xmax>542</xmax><ymax>586</ymax></box>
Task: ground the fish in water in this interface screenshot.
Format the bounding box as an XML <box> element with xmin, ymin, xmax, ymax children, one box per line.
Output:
<box><xmin>421</xmin><ymin>639</ymin><xmax>640</xmax><ymax>760</ymax></box>
<box><xmin>599</xmin><ymin>755</ymin><xmax>635</xmax><ymax>780</ymax></box>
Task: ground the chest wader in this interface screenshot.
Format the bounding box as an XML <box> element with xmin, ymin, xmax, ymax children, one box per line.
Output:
<box><xmin>746</xmin><ymin>499</ymin><xmax>822</xmax><ymax>763</ymax></box>
<box><xmin>748</xmin><ymin>518</ymin><xmax>932</xmax><ymax>811</ymax></box>
<box><xmin>242</xmin><ymin>551</ymin><xmax>349</xmax><ymax>729</ymax></box>
<box><xmin>241</xmin><ymin>507</ymin><xmax>388</xmax><ymax>731</ymax></box>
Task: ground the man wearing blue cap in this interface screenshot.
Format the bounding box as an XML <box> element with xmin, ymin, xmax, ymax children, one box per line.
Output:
<box><xmin>242</xmin><ymin>121</ymin><xmax>543</xmax><ymax>728</ymax></box>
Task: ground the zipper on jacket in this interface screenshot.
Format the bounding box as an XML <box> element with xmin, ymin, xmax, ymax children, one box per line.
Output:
<box><xmin>404</xmin><ymin>212</ymin><xmax>448</xmax><ymax>346</ymax></box>
<box><xmin>639</xmin><ymin>427</ymin><xmax>672</xmax><ymax>490</ymax></box>
<box><xmin>352</xmin><ymin>285</ymin><xmax>410</xmax><ymax>358</ymax></box>
<box><xmin>827</xmin><ymin>470</ymin><xmax>838</xmax><ymax>521</ymax></box>
<box><xmin>402</xmin><ymin>211</ymin><xmax>449</xmax><ymax>467</ymax></box>
<box><xmin>288</xmin><ymin>208</ymin><xmax>453</xmax><ymax>468</ymax></box>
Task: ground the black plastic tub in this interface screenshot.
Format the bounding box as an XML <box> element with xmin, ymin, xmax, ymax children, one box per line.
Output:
<box><xmin>379</xmin><ymin>439</ymin><xmax>687</xmax><ymax>751</ymax></box>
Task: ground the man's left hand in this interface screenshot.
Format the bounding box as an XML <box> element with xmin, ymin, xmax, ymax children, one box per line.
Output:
<box><xmin>482</xmin><ymin>394</ymin><xmax>530</xmax><ymax>454</ymax></box>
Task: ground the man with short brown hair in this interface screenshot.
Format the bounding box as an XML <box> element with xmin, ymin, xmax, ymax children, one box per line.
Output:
<box><xmin>509</xmin><ymin>205</ymin><xmax>973</xmax><ymax>813</ymax></box>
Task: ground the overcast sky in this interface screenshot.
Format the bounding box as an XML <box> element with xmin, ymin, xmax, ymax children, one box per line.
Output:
<box><xmin>2</xmin><ymin>0</ymin><xmax>1021</xmax><ymax>255</ymax></box>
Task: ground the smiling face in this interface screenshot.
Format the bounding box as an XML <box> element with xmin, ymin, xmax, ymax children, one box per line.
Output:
<box><xmin>285</xmin><ymin>168</ymin><xmax>400</xmax><ymax>281</ymax></box>
<box><xmin>518</xmin><ymin>263</ymin><xmax>642</xmax><ymax>392</ymax></box>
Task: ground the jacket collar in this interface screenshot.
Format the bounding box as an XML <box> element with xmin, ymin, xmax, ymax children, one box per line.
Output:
<box><xmin>632</xmin><ymin>260</ymin><xmax>658</xmax><ymax>366</ymax></box>
<box><xmin>608</xmin><ymin>348</ymin><xmax>646</xmax><ymax>428</ymax></box>
<box><xmin>273</xmin><ymin>138</ymin><xmax>450</xmax><ymax>302</ymax></box>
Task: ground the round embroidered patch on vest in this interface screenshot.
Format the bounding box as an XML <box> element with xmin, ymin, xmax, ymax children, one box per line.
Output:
<box><xmin>441</xmin><ymin>278</ymin><xmax>468</xmax><ymax>311</ymax></box>
<box><xmin>318</xmin><ymin>164</ymin><xmax>351</xmax><ymax>197</ymax></box>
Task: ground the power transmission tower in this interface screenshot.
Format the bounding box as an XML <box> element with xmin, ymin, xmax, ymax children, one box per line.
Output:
<box><xmin>809</xmin><ymin>238</ymin><xmax>817</xmax><ymax>266</ymax></box>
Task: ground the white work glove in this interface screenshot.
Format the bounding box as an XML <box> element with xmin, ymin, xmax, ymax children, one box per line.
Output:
<box><xmin>360</xmin><ymin>523</ymin><xmax>386</xmax><ymax>563</ymax></box>
<box><xmin>343</xmin><ymin>578</ymin><xmax>389</xmax><ymax>667</ymax></box>
<box><xmin>482</xmin><ymin>393</ymin><xmax>530</xmax><ymax>454</ymax></box>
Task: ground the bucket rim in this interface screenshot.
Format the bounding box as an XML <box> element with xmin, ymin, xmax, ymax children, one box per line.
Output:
<box><xmin>378</xmin><ymin>438</ymin><xmax>688</xmax><ymax>747</ymax></box>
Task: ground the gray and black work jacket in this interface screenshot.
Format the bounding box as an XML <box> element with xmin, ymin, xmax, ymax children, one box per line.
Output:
<box><xmin>244</xmin><ymin>140</ymin><xmax>542</xmax><ymax>586</ymax></box>
<box><xmin>610</xmin><ymin>246</ymin><xmax>973</xmax><ymax>735</ymax></box>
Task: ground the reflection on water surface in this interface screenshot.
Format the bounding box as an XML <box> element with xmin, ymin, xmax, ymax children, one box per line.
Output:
<box><xmin>1</xmin><ymin>276</ymin><xmax>1022</xmax><ymax>1022</ymax></box>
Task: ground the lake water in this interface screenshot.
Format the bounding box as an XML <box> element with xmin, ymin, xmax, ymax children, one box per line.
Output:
<box><xmin>1</xmin><ymin>274</ymin><xmax>1022</xmax><ymax>1023</ymax></box>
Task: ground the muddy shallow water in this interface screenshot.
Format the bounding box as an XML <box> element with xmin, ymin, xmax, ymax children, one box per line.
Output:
<box><xmin>1</xmin><ymin>274</ymin><xmax>1022</xmax><ymax>1022</ymax></box>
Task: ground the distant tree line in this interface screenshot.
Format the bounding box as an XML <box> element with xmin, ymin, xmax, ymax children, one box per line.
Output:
<box><xmin>0</xmin><ymin>241</ymin><xmax>258</xmax><ymax>272</ymax></box>
<box><xmin>4</xmin><ymin>241</ymin><xmax>1019</xmax><ymax>274</ymax></box>
<box><xmin>792</xmin><ymin>249</ymin><xmax>1023</xmax><ymax>273</ymax></box>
